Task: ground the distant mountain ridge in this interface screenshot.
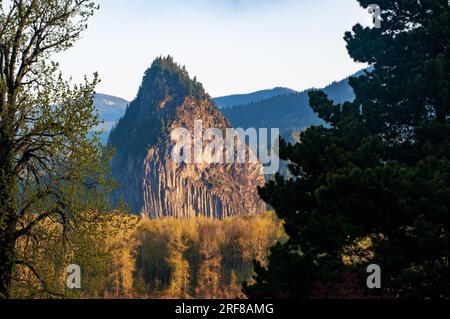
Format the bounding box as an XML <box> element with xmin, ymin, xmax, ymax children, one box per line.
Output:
<box><xmin>94</xmin><ymin>93</ymin><xmax>129</xmax><ymax>144</ymax></box>
<box><xmin>94</xmin><ymin>70</ymin><xmax>366</xmax><ymax>145</ymax></box>
<box><xmin>214</xmin><ymin>87</ymin><xmax>296</xmax><ymax>109</ymax></box>
<box><xmin>221</xmin><ymin>70</ymin><xmax>362</xmax><ymax>142</ymax></box>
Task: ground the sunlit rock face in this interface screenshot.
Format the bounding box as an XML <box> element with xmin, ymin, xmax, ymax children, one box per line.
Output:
<box><xmin>108</xmin><ymin>57</ymin><xmax>265</xmax><ymax>219</ymax></box>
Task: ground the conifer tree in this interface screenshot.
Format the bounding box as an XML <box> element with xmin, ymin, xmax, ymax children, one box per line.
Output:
<box><xmin>245</xmin><ymin>0</ymin><xmax>450</xmax><ymax>299</ymax></box>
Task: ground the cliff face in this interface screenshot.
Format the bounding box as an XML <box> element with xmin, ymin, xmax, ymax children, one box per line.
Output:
<box><xmin>108</xmin><ymin>57</ymin><xmax>265</xmax><ymax>219</ymax></box>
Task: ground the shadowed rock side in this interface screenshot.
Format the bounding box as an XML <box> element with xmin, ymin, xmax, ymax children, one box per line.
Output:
<box><xmin>108</xmin><ymin>57</ymin><xmax>266</xmax><ymax>219</ymax></box>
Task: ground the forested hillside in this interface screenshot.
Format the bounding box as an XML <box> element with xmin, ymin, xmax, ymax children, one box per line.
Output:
<box><xmin>214</xmin><ymin>87</ymin><xmax>296</xmax><ymax>109</ymax></box>
<box><xmin>222</xmin><ymin>72</ymin><xmax>360</xmax><ymax>140</ymax></box>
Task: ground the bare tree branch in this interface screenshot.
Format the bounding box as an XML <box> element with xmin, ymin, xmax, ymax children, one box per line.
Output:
<box><xmin>14</xmin><ymin>260</ymin><xmax>64</xmax><ymax>298</ymax></box>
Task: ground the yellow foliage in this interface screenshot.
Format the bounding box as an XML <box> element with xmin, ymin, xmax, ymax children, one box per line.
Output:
<box><xmin>12</xmin><ymin>211</ymin><xmax>284</xmax><ymax>299</ymax></box>
<box><xmin>136</xmin><ymin>212</ymin><xmax>285</xmax><ymax>299</ymax></box>
<box><xmin>342</xmin><ymin>237</ymin><xmax>375</xmax><ymax>266</ymax></box>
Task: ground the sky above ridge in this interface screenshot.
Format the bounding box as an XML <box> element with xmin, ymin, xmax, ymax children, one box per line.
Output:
<box><xmin>57</xmin><ymin>0</ymin><xmax>372</xmax><ymax>101</ymax></box>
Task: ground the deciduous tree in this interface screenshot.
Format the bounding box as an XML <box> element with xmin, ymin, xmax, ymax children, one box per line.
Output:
<box><xmin>0</xmin><ymin>0</ymin><xmax>109</xmax><ymax>298</ymax></box>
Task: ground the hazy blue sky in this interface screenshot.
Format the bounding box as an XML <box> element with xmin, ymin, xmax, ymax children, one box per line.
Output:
<box><xmin>57</xmin><ymin>0</ymin><xmax>372</xmax><ymax>101</ymax></box>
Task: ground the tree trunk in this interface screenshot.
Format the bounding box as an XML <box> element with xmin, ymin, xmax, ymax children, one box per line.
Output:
<box><xmin>0</xmin><ymin>227</ymin><xmax>16</xmax><ymax>299</ymax></box>
<box><xmin>0</xmin><ymin>140</ymin><xmax>18</xmax><ymax>299</ymax></box>
<box><xmin>0</xmin><ymin>195</ymin><xmax>17</xmax><ymax>298</ymax></box>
